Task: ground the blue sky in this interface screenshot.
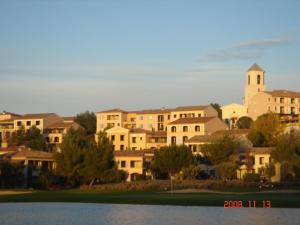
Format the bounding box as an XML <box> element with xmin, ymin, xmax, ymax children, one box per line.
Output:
<box><xmin>1</xmin><ymin>0</ymin><xmax>300</xmax><ymax>116</ymax></box>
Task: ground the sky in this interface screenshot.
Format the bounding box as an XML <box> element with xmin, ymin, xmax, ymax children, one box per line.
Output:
<box><xmin>1</xmin><ymin>0</ymin><xmax>300</xmax><ymax>116</ymax></box>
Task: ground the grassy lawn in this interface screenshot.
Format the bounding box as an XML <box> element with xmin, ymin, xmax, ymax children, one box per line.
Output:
<box><xmin>0</xmin><ymin>189</ymin><xmax>300</xmax><ymax>208</ymax></box>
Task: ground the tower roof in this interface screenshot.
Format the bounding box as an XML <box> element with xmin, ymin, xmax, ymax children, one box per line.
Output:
<box><xmin>248</xmin><ymin>63</ymin><xmax>264</xmax><ymax>72</ymax></box>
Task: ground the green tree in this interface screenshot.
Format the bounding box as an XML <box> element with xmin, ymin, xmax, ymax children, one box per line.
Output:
<box><xmin>152</xmin><ymin>145</ymin><xmax>193</xmax><ymax>178</ymax></box>
<box><xmin>236</xmin><ymin>116</ymin><xmax>253</xmax><ymax>129</ymax></box>
<box><xmin>55</xmin><ymin>128</ymin><xmax>89</xmax><ymax>186</ymax></box>
<box><xmin>247</xmin><ymin>113</ymin><xmax>283</xmax><ymax>147</ymax></box>
<box><xmin>202</xmin><ymin>135</ymin><xmax>240</xmax><ymax>179</ymax></box>
<box><xmin>271</xmin><ymin>130</ymin><xmax>300</xmax><ymax>180</ymax></box>
<box><xmin>210</xmin><ymin>103</ymin><xmax>222</xmax><ymax>119</ymax></box>
<box><xmin>11</xmin><ymin>126</ymin><xmax>47</xmax><ymax>151</ymax></box>
<box><xmin>80</xmin><ymin>131</ymin><xmax>119</xmax><ymax>186</ymax></box>
<box><xmin>181</xmin><ymin>165</ymin><xmax>203</xmax><ymax>180</ymax></box>
<box><xmin>75</xmin><ymin>111</ymin><xmax>96</xmax><ymax>137</ymax></box>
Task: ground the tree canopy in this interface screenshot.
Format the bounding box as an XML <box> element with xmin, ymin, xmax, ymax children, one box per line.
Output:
<box><xmin>210</xmin><ymin>103</ymin><xmax>222</xmax><ymax>119</ymax></box>
<box><xmin>75</xmin><ymin>111</ymin><xmax>96</xmax><ymax>137</ymax></box>
<box><xmin>202</xmin><ymin>135</ymin><xmax>240</xmax><ymax>179</ymax></box>
<box><xmin>152</xmin><ymin>145</ymin><xmax>193</xmax><ymax>177</ymax></box>
<box><xmin>11</xmin><ymin>126</ymin><xmax>47</xmax><ymax>151</ymax></box>
<box><xmin>271</xmin><ymin>130</ymin><xmax>300</xmax><ymax>180</ymax></box>
<box><xmin>247</xmin><ymin>113</ymin><xmax>283</xmax><ymax>147</ymax></box>
<box><xmin>236</xmin><ymin>116</ymin><xmax>253</xmax><ymax>129</ymax></box>
<box><xmin>55</xmin><ymin>128</ymin><xmax>89</xmax><ymax>185</ymax></box>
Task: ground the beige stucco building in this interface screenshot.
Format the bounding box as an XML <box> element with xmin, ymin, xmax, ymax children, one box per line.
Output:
<box><xmin>0</xmin><ymin>111</ymin><xmax>22</xmax><ymax>148</ymax></box>
<box><xmin>114</xmin><ymin>150</ymin><xmax>154</xmax><ymax>181</ymax></box>
<box><xmin>96</xmin><ymin>105</ymin><xmax>218</xmax><ymax>133</ymax></box>
<box><xmin>166</xmin><ymin>117</ymin><xmax>228</xmax><ymax>145</ymax></box>
<box><xmin>14</xmin><ymin>113</ymin><xmax>63</xmax><ymax>133</ymax></box>
<box><xmin>222</xmin><ymin>64</ymin><xmax>300</xmax><ymax>126</ymax></box>
<box><xmin>105</xmin><ymin>126</ymin><xmax>167</xmax><ymax>151</ymax></box>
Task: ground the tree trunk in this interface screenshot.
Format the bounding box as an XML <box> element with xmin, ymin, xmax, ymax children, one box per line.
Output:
<box><xmin>89</xmin><ymin>178</ymin><xmax>95</xmax><ymax>189</ymax></box>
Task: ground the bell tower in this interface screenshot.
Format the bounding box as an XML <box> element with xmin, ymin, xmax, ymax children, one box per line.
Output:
<box><xmin>244</xmin><ymin>63</ymin><xmax>266</xmax><ymax>106</ymax></box>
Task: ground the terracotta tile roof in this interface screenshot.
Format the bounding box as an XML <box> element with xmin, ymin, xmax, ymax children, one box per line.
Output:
<box><xmin>185</xmin><ymin>135</ymin><xmax>213</xmax><ymax>143</ymax></box>
<box><xmin>250</xmin><ymin>147</ymin><xmax>275</xmax><ymax>154</ymax></box>
<box><xmin>47</xmin><ymin>121</ymin><xmax>79</xmax><ymax>129</ymax></box>
<box><xmin>136</xmin><ymin>108</ymin><xmax>171</xmax><ymax>114</ymax></box>
<box><xmin>247</xmin><ymin>63</ymin><xmax>264</xmax><ymax>72</ymax></box>
<box><xmin>172</xmin><ymin>105</ymin><xmax>210</xmax><ymax>112</ymax></box>
<box><xmin>168</xmin><ymin>117</ymin><xmax>215</xmax><ymax>125</ymax></box>
<box><xmin>98</xmin><ymin>108</ymin><xmax>127</xmax><ymax>113</ymax></box>
<box><xmin>0</xmin><ymin>111</ymin><xmax>21</xmax><ymax>117</ymax></box>
<box><xmin>11</xmin><ymin>150</ymin><xmax>54</xmax><ymax>160</ymax></box>
<box><xmin>18</xmin><ymin>113</ymin><xmax>56</xmax><ymax>120</ymax></box>
<box><xmin>265</xmin><ymin>90</ymin><xmax>300</xmax><ymax>98</ymax></box>
<box><xmin>185</xmin><ymin>129</ymin><xmax>249</xmax><ymax>144</ymax></box>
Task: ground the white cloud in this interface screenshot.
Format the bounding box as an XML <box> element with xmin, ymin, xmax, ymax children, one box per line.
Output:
<box><xmin>201</xmin><ymin>37</ymin><xmax>290</xmax><ymax>62</ymax></box>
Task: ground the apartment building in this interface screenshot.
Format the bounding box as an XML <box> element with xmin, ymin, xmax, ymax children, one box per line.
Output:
<box><xmin>45</xmin><ymin>120</ymin><xmax>80</xmax><ymax>152</ymax></box>
<box><xmin>0</xmin><ymin>111</ymin><xmax>22</xmax><ymax>147</ymax></box>
<box><xmin>248</xmin><ymin>90</ymin><xmax>300</xmax><ymax>121</ymax></box>
<box><xmin>14</xmin><ymin>113</ymin><xmax>63</xmax><ymax>132</ymax></box>
<box><xmin>96</xmin><ymin>105</ymin><xmax>218</xmax><ymax>133</ymax></box>
<box><xmin>114</xmin><ymin>150</ymin><xmax>154</xmax><ymax>181</ymax></box>
<box><xmin>166</xmin><ymin>117</ymin><xmax>228</xmax><ymax>145</ymax></box>
<box><xmin>106</xmin><ymin>126</ymin><xmax>167</xmax><ymax>151</ymax></box>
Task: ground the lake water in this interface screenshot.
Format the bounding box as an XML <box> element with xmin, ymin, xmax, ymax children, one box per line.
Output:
<box><xmin>0</xmin><ymin>203</ymin><xmax>299</xmax><ymax>225</ymax></box>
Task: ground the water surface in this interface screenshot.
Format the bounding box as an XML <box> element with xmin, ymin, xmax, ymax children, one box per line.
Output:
<box><xmin>0</xmin><ymin>203</ymin><xmax>298</xmax><ymax>225</ymax></box>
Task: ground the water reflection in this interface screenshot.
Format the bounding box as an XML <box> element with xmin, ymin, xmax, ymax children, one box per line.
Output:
<box><xmin>0</xmin><ymin>203</ymin><xmax>298</xmax><ymax>225</ymax></box>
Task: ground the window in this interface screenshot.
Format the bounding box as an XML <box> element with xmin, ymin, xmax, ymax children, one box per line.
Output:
<box><xmin>171</xmin><ymin>136</ymin><xmax>176</xmax><ymax>145</ymax></box>
<box><xmin>132</xmin><ymin>147</ymin><xmax>136</xmax><ymax>150</ymax></box>
<box><xmin>26</xmin><ymin>121</ymin><xmax>31</xmax><ymax>126</ymax></box>
<box><xmin>140</xmin><ymin>125</ymin><xmax>143</xmax><ymax>129</ymax></box>
<box><xmin>280</xmin><ymin>107</ymin><xmax>284</xmax><ymax>114</ymax></box>
<box><xmin>174</xmin><ymin>115</ymin><xmax>177</xmax><ymax>118</ymax></box>
<box><xmin>132</xmin><ymin>137</ymin><xmax>136</xmax><ymax>143</ymax></box>
<box><xmin>183</xmin><ymin>136</ymin><xmax>188</xmax><ymax>143</ymax></box>
<box><xmin>148</xmin><ymin>124</ymin><xmax>153</xmax><ymax>129</ymax></box>
<box><xmin>36</xmin><ymin>120</ymin><xmax>40</xmax><ymax>126</ymax></box>
<box><xmin>268</xmin><ymin>98</ymin><xmax>270</xmax><ymax>102</ymax></box>
<box><xmin>17</xmin><ymin>121</ymin><xmax>22</xmax><ymax>126</ymax></box>
<box><xmin>257</xmin><ymin>75</ymin><xmax>261</xmax><ymax>85</ymax></box>
<box><xmin>130</xmin><ymin>161</ymin><xmax>135</xmax><ymax>168</ymax></box>
<box><xmin>121</xmin><ymin>161</ymin><xmax>126</xmax><ymax>168</ymax></box>
<box><xmin>259</xmin><ymin>157</ymin><xmax>264</xmax><ymax>165</ymax></box>
<box><xmin>111</xmin><ymin>135</ymin><xmax>115</xmax><ymax>141</ymax></box>
<box><xmin>248</xmin><ymin>75</ymin><xmax>250</xmax><ymax>85</ymax></box>
<box><xmin>120</xmin><ymin>145</ymin><xmax>124</xmax><ymax>150</ymax></box>
<box><xmin>183</xmin><ymin>126</ymin><xmax>188</xmax><ymax>132</ymax></box>
<box><xmin>291</xmin><ymin>107</ymin><xmax>295</xmax><ymax>115</ymax></box>
<box><xmin>280</xmin><ymin>98</ymin><xmax>284</xmax><ymax>103</ymax></box>
<box><xmin>291</xmin><ymin>98</ymin><xmax>295</xmax><ymax>104</ymax></box>
<box><xmin>167</xmin><ymin>115</ymin><xmax>171</xmax><ymax>120</ymax></box>
<box><xmin>171</xmin><ymin>126</ymin><xmax>176</xmax><ymax>132</ymax></box>
<box><xmin>149</xmin><ymin>115</ymin><xmax>153</xmax><ymax>120</ymax></box>
<box><xmin>198</xmin><ymin>113</ymin><xmax>202</xmax><ymax>117</ymax></box>
<box><xmin>120</xmin><ymin>135</ymin><xmax>125</xmax><ymax>141</ymax></box>
<box><xmin>140</xmin><ymin>116</ymin><xmax>144</xmax><ymax>120</ymax></box>
<box><xmin>140</xmin><ymin>137</ymin><xmax>143</xmax><ymax>141</ymax></box>
<box><xmin>195</xmin><ymin>126</ymin><xmax>200</xmax><ymax>132</ymax></box>
<box><xmin>54</xmin><ymin>137</ymin><xmax>59</xmax><ymax>143</ymax></box>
